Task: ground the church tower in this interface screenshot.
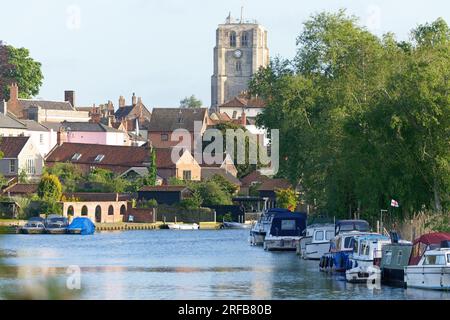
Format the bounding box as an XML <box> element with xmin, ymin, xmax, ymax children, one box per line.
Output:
<box><xmin>211</xmin><ymin>13</ymin><xmax>269</xmax><ymax>109</ymax></box>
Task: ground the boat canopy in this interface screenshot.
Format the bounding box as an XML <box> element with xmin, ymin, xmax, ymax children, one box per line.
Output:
<box><xmin>67</xmin><ymin>217</ymin><xmax>96</xmax><ymax>235</ymax></box>
<box><xmin>28</xmin><ymin>216</ymin><xmax>45</xmax><ymax>223</ymax></box>
<box><xmin>335</xmin><ymin>220</ymin><xmax>370</xmax><ymax>234</ymax></box>
<box><xmin>269</xmin><ymin>212</ymin><xmax>307</xmax><ymax>237</ymax></box>
<box><xmin>266</xmin><ymin>208</ymin><xmax>292</xmax><ymax>215</ymax></box>
<box><xmin>410</xmin><ymin>232</ymin><xmax>450</xmax><ymax>265</ymax></box>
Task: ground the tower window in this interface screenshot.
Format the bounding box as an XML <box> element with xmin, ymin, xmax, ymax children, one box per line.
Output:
<box><xmin>241</xmin><ymin>32</ymin><xmax>249</xmax><ymax>47</ymax></box>
<box><xmin>236</xmin><ymin>61</ymin><xmax>242</xmax><ymax>72</ymax></box>
<box><xmin>230</xmin><ymin>31</ymin><xmax>236</xmax><ymax>47</ymax></box>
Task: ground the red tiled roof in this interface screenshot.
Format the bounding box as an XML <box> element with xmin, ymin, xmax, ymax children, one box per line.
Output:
<box><xmin>219</xmin><ymin>96</ymin><xmax>266</xmax><ymax>108</ymax></box>
<box><xmin>3</xmin><ymin>183</ymin><xmax>39</xmax><ymax>195</ymax></box>
<box><xmin>0</xmin><ymin>136</ymin><xmax>29</xmax><ymax>158</ymax></box>
<box><xmin>240</xmin><ymin>171</ymin><xmax>270</xmax><ymax>187</ymax></box>
<box><xmin>45</xmin><ymin>143</ymin><xmax>149</xmax><ymax>167</ymax></box>
<box><xmin>258</xmin><ymin>178</ymin><xmax>292</xmax><ymax>191</ymax></box>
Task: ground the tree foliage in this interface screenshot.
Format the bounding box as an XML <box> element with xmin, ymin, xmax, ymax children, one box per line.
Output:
<box><xmin>0</xmin><ymin>43</ymin><xmax>44</xmax><ymax>101</ymax></box>
<box><xmin>249</xmin><ymin>11</ymin><xmax>450</xmax><ymax>219</ymax></box>
<box><xmin>180</xmin><ymin>95</ymin><xmax>203</xmax><ymax>108</ymax></box>
<box><xmin>275</xmin><ymin>188</ymin><xmax>298</xmax><ymax>211</ymax></box>
<box><xmin>37</xmin><ymin>174</ymin><xmax>62</xmax><ymax>201</ymax></box>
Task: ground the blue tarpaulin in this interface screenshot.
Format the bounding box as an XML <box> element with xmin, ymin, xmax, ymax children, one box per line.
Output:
<box><xmin>67</xmin><ymin>217</ymin><xmax>96</xmax><ymax>235</ymax></box>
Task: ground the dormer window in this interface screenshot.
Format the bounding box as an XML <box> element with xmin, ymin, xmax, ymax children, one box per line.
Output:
<box><xmin>94</xmin><ymin>154</ymin><xmax>105</xmax><ymax>163</ymax></box>
<box><xmin>72</xmin><ymin>153</ymin><xmax>82</xmax><ymax>161</ymax></box>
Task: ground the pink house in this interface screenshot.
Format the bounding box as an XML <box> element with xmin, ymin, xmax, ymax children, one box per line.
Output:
<box><xmin>57</xmin><ymin>121</ymin><xmax>127</xmax><ymax>146</ymax></box>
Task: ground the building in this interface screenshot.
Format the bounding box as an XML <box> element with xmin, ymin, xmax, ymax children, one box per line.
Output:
<box><xmin>148</xmin><ymin>108</ymin><xmax>208</xmax><ymax>152</ymax></box>
<box><xmin>114</xmin><ymin>93</ymin><xmax>152</xmax><ymax>137</ymax></box>
<box><xmin>2</xmin><ymin>183</ymin><xmax>39</xmax><ymax>197</ymax></box>
<box><xmin>240</xmin><ymin>170</ymin><xmax>270</xmax><ymax>195</ymax></box>
<box><xmin>52</xmin><ymin>121</ymin><xmax>128</xmax><ymax>146</ymax></box>
<box><xmin>0</xmin><ymin>101</ymin><xmax>58</xmax><ymax>157</ymax></box>
<box><xmin>6</xmin><ymin>84</ymin><xmax>90</xmax><ymax>123</ymax></box>
<box><xmin>258</xmin><ymin>178</ymin><xmax>292</xmax><ymax>208</ymax></box>
<box><xmin>45</xmin><ymin>142</ymin><xmax>150</xmax><ymax>175</ymax></box>
<box><xmin>154</xmin><ymin>147</ymin><xmax>201</xmax><ymax>183</ymax></box>
<box><xmin>211</xmin><ymin>14</ymin><xmax>269</xmax><ymax>109</ymax></box>
<box><xmin>138</xmin><ymin>186</ymin><xmax>193</xmax><ymax>206</ymax></box>
<box><xmin>0</xmin><ymin>136</ymin><xmax>44</xmax><ymax>181</ymax></box>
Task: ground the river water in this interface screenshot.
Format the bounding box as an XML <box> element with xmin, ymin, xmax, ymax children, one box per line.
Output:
<box><xmin>0</xmin><ymin>229</ymin><xmax>448</xmax><ymax>300</ymax></box>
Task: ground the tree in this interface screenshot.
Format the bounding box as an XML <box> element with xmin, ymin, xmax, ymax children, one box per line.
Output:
<box><xmin>208</xmin><ymin>174</ymin><xmax>238</xmax><ymax>197</ymax></box>
<box><xmin>37</xmin><ymin>174</ymin><xmax>62</xmax><ymax>201</ymax></box>
<box><xmin>44</xmin><ymin>163</ymin><xmax>83</xmax><ymax>193</ymax></box>
<box><xmin>275</xmin><ymin>188</ymin><xmax>298</xmax><ymax>211</ymax></box>
<box><xmin>84</xmin><ymin>168</ymin><xmax>127</xmax><ymax>193</ymax></box>
<box><xmin>143</xmin><ymin>147</ymin><xmax>157</xmax><ymax>186</ymax></box>
<box><xmin>0</xmin><ymin>43</ymin><xmax>44</xmax><ymax>101</ymax></box>
<box><xmin>179</xmin><ymin>95</ymin><xmax>202</xmax><ymax>108</ymax></box>
<box><xmin>191</xmin><ymin>180</ymin><xmax>232</xmax><ymax>206</ymax></box>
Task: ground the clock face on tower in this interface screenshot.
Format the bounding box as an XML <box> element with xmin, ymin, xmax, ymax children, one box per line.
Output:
<box><xmin>233</xmin><ymin>49</ymin><xmax>242</xmax><ymax>59</ymax></box>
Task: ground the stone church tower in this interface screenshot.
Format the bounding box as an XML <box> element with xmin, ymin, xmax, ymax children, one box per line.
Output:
<box><xmin>211</xmin><ymin>14</ymin><xmax>269</xmax><ymax>109</ymax></box>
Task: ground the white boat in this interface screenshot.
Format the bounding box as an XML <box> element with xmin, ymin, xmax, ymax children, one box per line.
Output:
<box><xmin>263</xmin><ymin>212</ymin><xmax>307</xmax><ymax>251</ymax></box>
<box><xmin>404</xmin><ymin>247</ymin><xmax>450</xmax><ymax>290</ymax></box>
<box><xmin>249</xmin><ymin>208</ymin><xmax>291</xmax><ymax>246</ymax></box>
<box><xmin>299</xmin><ymin>224</ymin><xmax>335</xmax><ymax>260</ymax></box>
<box><xmin>168</xmin><ymin>223</ymin><xmax>199</xmax><ymax>230</ymax></box>
<box><xmin>345</xmin><ymin>234</ymin><xmax>391</xmax><ymax>283</ymax></box>
<box><xmin>223</xmin><ymin>221</ymin><xmax>251</xmax><ymax>229</ymax></box>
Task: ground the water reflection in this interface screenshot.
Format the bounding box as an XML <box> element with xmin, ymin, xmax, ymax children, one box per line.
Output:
<box><xmin>0</xmin><ymin>230</ymin><xmax>449</xmax><ymax>300</ymax></box>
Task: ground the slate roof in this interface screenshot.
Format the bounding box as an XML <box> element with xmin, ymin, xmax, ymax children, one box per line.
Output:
<box><xmin>21</xmin><ymin>120</ymin><xmax>50</xmax><ymax>132</ymax></box>
<box><xmin>59</xmin><ymin>121</ymin><xmax>122</xmax><ymax>133</ymax></box>
<box><xmin>114</xmin><ymin>104</ymin><xmax>152</xmax><ymax>120</ymax></box>
<box><xmin>139</xmin><ymin>185</ymin><xmax>189</xmax><ymax>192</ymax></box>
<box><xmin>148</xmin><ymin>108</ymin><xmax>207</xmax><ymax>132</ymax></box>
<box><xmin>0</xmin><ymin>113</ymin><xmax>27</xmax><ymax>129</ymax></box>
<box><xmin>0</xmin><ymin>136</ymin><xmax>29</xmax><ymax>158</ymax></box>
<box><xmin>3</xmin><ymin>183</ymin><xmax>39</xmax><ymax>195</ymax></box>
<box><xmin>201</xmin><ymin>167</ymin><xmax>242</xmax><ymax>186</ymax></box>
<box><xmin>18</xmin><ymin>99</ymin><xmax>74</xmax><ymax>111</ymax></box>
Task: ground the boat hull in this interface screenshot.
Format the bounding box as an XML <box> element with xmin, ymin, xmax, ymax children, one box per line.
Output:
<box><xmin>67</xmin><ymin>228</ymin><xmax>82</xmax><ymax>235</ymax></box>
<box><xmin>346</xmin><ymin>266</ymin><xmax>381</xmax><ymax>284</ymax></box>
<box><xmin>405</xmin><ymin>266</ymin><xmax>450</xmax><ymax>290</ymax></box>
<box><xmin>249</xmin><ymin>231</ymin><xmax>266</xmax><ymax>246</ymax></box>
<box><xmin>168</xmin><ymin>224</ymin><xmax>199</xmax><ymax>230</ymax></box>
<box><xmin>46</xmin><ymin>228</ymin><xmax>67</xmax><ymax>234</ymax></box>
<box><xmin>264</xmin><ymin>237</ymin><xmax>300</xmax><ymax>251</ymax></box>
<box><xmin>304</xmin><ymin>242</ymin><xmax>331</xmax><ymax>260</ymax></box>
<box><xmin>381</xmin><ymin>267</ymin><xmax>406</xmax><ymax>287</ymax></box>
<box><xmin>20</xmin><ymin>228</ymin><xmax>45</xmax><ymax>234</ymax></box>
<box><xmin>320</xmin><ymin>251</ymin><xmax>352</xmax><ymax>273</ymax></box>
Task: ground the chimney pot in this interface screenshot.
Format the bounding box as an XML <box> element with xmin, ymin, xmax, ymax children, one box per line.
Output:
<box><xmin>119</xmin><ymin>96</ymin><xmax>126</xmax><ymax>108</ymax></box>
<box><xmin>132</xmin><ymin>93</ymin><xmax>137</xmax><ymax>106</ymax></box>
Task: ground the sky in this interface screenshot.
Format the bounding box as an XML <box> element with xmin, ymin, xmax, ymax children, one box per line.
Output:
<box><xmin>1</xmin><ymin>0</ymin><xmax>449</xmax><ymax>110</ymax></box>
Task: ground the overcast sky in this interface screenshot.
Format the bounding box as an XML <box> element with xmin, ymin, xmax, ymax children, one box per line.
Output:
<box><xmin>1</xmin><ymin>0</ymin><xmax>449</xmax><ymax>109</ymax></box>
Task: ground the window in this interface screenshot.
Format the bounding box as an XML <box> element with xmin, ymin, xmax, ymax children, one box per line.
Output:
<box><xmin>81</xmin><ymin>206</ymin><xmax>88</xmax><ymax>216</ymax></box>
<box><xmin>26</xmin><ymin>159</ymin><xmax>35</xmax><ymax>174</ymax></box>
<box><xmin>108</xmin><ymin>205</ymin><xmax>114</xmax><ymax>216</ymax></box>
<box><xmin>344</xmin><ymin>236</ymin><xmax>353</xmax><ymax>249</ymax></box>
<box><xmin>236</xmin><ymin>61</ymin><xmax>242</xmax><ymax>72</ymax></box>
<box><xmin>230</xmin><ymin>31</ymin><xmax>236</xmax><ymax>47</ymax></box>
<box><xmin>397</xmin><ymin>251</ymin><xmax>403</xmax><ymax>265</ymax></box>
<box><xmin>161</xmin><ymin>133</ymin><xmax>169</xmax><ymax>141</ymax></box>
<box><xmin>120</xmin><ymin>205</ymin><xmax>126</xmax><ymax>216</ymax></box>
<box><xmin>232</xmin><ymin>111</ymin><xmax>237</xmax><ymax>119</ymax></box>
<box><xmin>281</xmin><ymin>220</ymin><xmax>296</xmax><ymax>231</ymax></box>
<box><xmin>95</xmin><ymin>206</ymin><xmax>102</xmax><ymax>223</ymax></box>
<box><xmin>39</xmin><ymin>134</ymin><xmax>44</xmax><ymax>145</ymax></box>
<box><xmin>94</xmin><ymin>154</ymin><xmax>105</xmax><ymax>163</ymax></box>
<box><xmin>67</xmin><ymin>206</ymin><xmax>74</xmax><ymax>216</ymax></box>
<box><xmin>448</xmin><ymin>254</ymin><xmax>450</xmax><ymax>264</ymax></box>
<box><xmin>183</xmin><ymin>170</ymin><xmax>192</xmax><ymax>181</ymax></box>
<box><xmin>9</xmin><ymin>159</ymin><xmax>16</xmax><ymax>173</ymax></box>
<box><xmin>424</xmin><ymin>254</ymin><xmax>446</xmax><ymax>265</ymax></box>
<box><xmin>72</xmin><ymin>153</ymin><xmax>82</xmax><ymax>161</ymax></box>
<box><xmin>315</xmin><ymin>230</ymin><xmax>324</xmax><ymax>241</ymax></box>
<box><xmin>326</xmin><ymin>230</ymin><xmax>335</xmax><ymax>240</ymax></box>
<box><xmin>384</xmin><ymin>250</ymin><xmax>392</xmax><ymax>265</ymax></box>
<box><xmin>241</xmin><ymin>32</ymin><xmax>249</xmax><ymax>47</ymax></box>
<box><xmin>177</xmin><ymin>117</ymin><xmax>184</xmax><ymax>124</ymax></box>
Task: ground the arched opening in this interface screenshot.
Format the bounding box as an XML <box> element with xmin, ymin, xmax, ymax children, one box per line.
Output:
<box><xmin>120</xmin><ymin>204</ymin><xmax>126</xmax><ymax>216</ymax></box>
<box><xmin>241</xmin><ymin>31</ymin><xmax>248</xmax><ymax>47</ymax></box>
<box><xmin>229</xmin><ymin>31</ymin><xmax>236</xmax><ymax>47</ymax></box>
<box><xmin>81</xmin><ymin>205</ymin><xmax>88</xmax><ymax>216</ymax></box>
<box><xmin>236</xmin><ymin>61</ymin><xmax>242</xmax><ymax>72</ymax></box>
<box><xmin>95</xmin><ymin>205</ymin><xmax>102</xmax><ymax>223</ymax></box>
<box><xmin>67</xmin><ymin>205</ymin><xmax>74</xmax><ymax>216</ymax></box>
<box><xmin>108</xmin><ymin>205</ymin><xmax>114</xmax><ymax>216</ymax></box>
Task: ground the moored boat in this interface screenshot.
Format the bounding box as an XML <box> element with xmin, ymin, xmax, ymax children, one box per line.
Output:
<box><xmin>45</xmin><ymin>215</ymin><xmax>69</xmax><ymax>234</ymax></box>
<box><xmin>404</xmin><ymin>246</ymin><xmax>450</xmax><ymax>290</ymax></box>
<box><xmin>381</xmin><ymin>232</ymin><xmax>450</xmax><ymax>287</ymax></box>
<box><xmin>223</xmin><ymin>221</ymin><xmax>251</xmax><ymax>229</ymax></box>
<box><xmin>249</xmin><ymin>208</ymin><xmax>290</xmax><ymax>246</ymax></box>
<box><xmin>299</xmin><ymin>224</ymin><xmax>335</xmax><ymax>260</ymax></box>
<box><xmin>20</xmin><ymin>217</ymin><xmax>46</xmax><ymax>234</ymax></box>
<box><xmin>263</xmin><ymin>212</ymin><xmax>307</xmax><ymax>251</ymax></box>
<box><xmin>67</xmin><ymin>217</ymin><xmax>96</xmax><ymax>235</ymax></box>
<box><xmin>168</xmin><ymin>223</ymin><xmax>200</xmax><ymax>230</ymax></box>
<box><xmin>345</xmin><ymin>234</ymin><xmax>391</xmax><ymax>283</ymax></box>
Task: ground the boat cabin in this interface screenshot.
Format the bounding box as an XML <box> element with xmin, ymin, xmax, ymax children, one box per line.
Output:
<box><xmin>335</xmin><ymin>220</ymin><xmax>370</xmax><ymax>235</ymax></box>
<box><xmin>268</xmin><ymin>212</ymin><xmax>307</xmax><ymax>238</ymax></box>
<box><xmin>349</xmin><ymin>234</ymin><xmax>391</xmax><ymax>265</ymax></box>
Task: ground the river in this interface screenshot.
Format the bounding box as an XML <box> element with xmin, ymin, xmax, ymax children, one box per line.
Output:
<box><xmin>0</xmin><ymin>229</ymin><xmax>448</xmax><ymax>300</ymax></box>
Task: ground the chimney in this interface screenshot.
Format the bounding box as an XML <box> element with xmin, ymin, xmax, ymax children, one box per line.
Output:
<box><xmin>107</xmin><ymin>100</ymin><xmax>114</xmax><ymax>113</ymax></box>
<box><xmin>0</xmin><ymin>100</ymin><xmax>7</xmax><ymax>115</ymax></box>
<box><xmin>9</xmin><ymin>83</ymin><xmax>18</xmax><ymax>102</ymax></box>
<box><xmin>119</xmin><ymin>96</ymin><xmax>126</xmax><ymax>108</ymax></box>
<box><xmin>64</xmin><ymin>90</ymin><xmax>76</xmax><ymax>108</ymax></box>
<box><xmin>241</xmin><ymin>111</ymin><xmax>247</xmax><ymax>126</ymax></box>
<box><xmin>57</xmin><ymin>129</ymin><xmax>68</xmax><ymax>146</ymax></box>
<box><xmin>132</xmin><ymin>93</ymin><xmax>137</xmax><ymax>106</ymax></box>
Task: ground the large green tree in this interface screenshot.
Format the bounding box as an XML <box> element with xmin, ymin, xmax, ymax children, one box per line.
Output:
<box><xmin>179</xmin><ymin>95</ymin><xmax>202</xmax><ymax>108</ymax></box>
<box><xmin>0</xmin><ymin>43</ymin><xmax>43</xmax><ymax>101</ymax></box>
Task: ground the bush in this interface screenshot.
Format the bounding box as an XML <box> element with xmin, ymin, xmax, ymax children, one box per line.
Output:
<box><xmin>138</xmin><ymin>199</ymin><xmax>158</xmax><ymax>208</ymax></box>
<box><xmin>38</xmin><ymin>174</ymin><xmax>62</xmax><ymax>201</ymax></box>
<box><xmin>275</xmin><ymin>188</ymin><xmax>298</xmax><ymax>211</ymax></box>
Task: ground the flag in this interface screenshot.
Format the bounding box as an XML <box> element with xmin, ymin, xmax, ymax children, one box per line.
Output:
<box><xmin>391</xmin><ymin>199</ymin><xmax>399</xmax><ymax>208</ymax></box>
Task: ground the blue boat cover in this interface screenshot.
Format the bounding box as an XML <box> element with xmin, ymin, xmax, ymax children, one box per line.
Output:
<box><xmin>269</xmin><ymin>212</ymin><xmax>307</xmax><ymax>237</ymax></box>
<box><xmin>67</xmin><ymin>217</ymin><xmax>96</xmax><ymax>235</ymax></box>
